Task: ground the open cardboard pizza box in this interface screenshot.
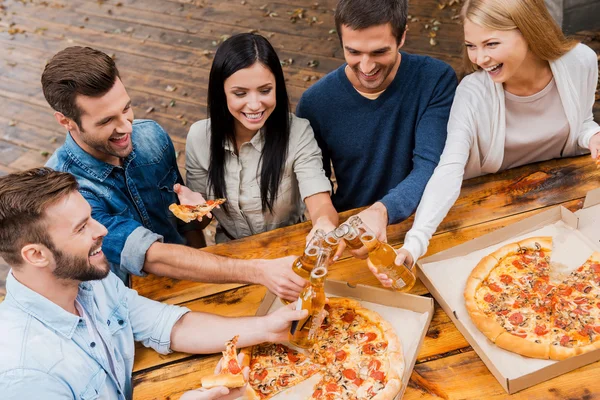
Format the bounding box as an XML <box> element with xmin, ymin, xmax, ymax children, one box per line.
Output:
<box><xmin>252</xmin><ymin>279</ymin><xmax>434</xmax><ymax>399</ymax></box>
<box><xmin>416</xmin><ymin>187</ymin><xmax>600</xmax><ymax>394</ymax></box>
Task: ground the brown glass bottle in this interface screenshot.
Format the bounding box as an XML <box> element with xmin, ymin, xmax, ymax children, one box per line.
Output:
<box><xmin>359</xmin><ymin>228</ymin><xmax>416</xmax><ymax>292</ymax></box>
<box><xmin>338</xmin><ymin>216</ymin><xmax>366</xmax><ymax>250</ymax></box>
<box><xmin>289</xmin><ymin>264</ymin><xmax>328</xmax><ymax>348</ymax></box>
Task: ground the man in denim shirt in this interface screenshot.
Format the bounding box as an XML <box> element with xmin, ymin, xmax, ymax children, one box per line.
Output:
<box><xmin>44</xmin><ymin>46</ymin><xmax>305</xmax><ymax>301</ymax></box>
<box><xmin>0</xmin><ymin>168</ymin><xmax>307</xmax><ymax>399</ymax></box>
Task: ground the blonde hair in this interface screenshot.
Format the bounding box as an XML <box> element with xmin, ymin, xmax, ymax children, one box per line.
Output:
<box><xmin>461</xmin><ymin>0</ymin><xmax>578</xmax><ymax>73</ymax></box>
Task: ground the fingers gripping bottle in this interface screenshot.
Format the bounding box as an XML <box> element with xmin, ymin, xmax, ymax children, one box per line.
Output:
<box><xmin>354</xmin><ymin>217</ymin><xmax>417</xmax><ymax>292</ymax></box>
<box><xmin>289</xmin><ymin>259</ymin><xmax>328</xmax><ymax>348</ymax></box>
<box><xmin>291</xmin><ymin>229</ymin><xmax>327</xmax><ymax>281</ymax></box>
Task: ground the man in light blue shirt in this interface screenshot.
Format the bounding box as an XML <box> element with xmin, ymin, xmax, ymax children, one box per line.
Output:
<box><xmin>0</xmin><ymin>168</ymin><xmax>307</xmax><ymax>399</ymax></box>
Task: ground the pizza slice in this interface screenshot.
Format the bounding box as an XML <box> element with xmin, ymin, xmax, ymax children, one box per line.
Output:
<box><xmin>169</xmin><ymin>198</ymin><xmax>226</xmax><ymax>223</ymax></box>
<box><xmin>244</xmin><ymin>361</ymin><xmax>321</xmax><ymax>399</ymax></box>
<box><xmin>201</xmin><ymin>335</ymin><xmax>246</xmax><ymax>389</ymax></box>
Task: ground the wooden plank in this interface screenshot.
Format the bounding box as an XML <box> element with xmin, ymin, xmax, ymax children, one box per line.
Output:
<box><xmin>406</xmin><ymin>350</ymin><xmax>600</xmax><ymax>399</ymax></box>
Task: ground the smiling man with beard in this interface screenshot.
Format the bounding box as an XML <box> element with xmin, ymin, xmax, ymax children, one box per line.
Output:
<box><xmin>43</xmin><ymin>46</ymin><xmax>306</xmax><ymax>302</ymax></box>
<box><xmin>0</xmin><ymin>168</ymin><xmax>307</xmax><ymax>399</ymax></box>
<box><xmin>296</xmin><ymin>0</ymin><xmax>458</xmax><ymax>274</ymax></box>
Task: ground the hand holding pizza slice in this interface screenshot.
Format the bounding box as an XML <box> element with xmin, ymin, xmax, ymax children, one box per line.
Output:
<box><xmin>201</xmin><ymin>335</ymin><xmax>248</xmax><ymax>389</ymax></box>
<box><xmin>169</xmin><ymin>199</ymin><xmax>227</xmax><ymax>223</ymax></box>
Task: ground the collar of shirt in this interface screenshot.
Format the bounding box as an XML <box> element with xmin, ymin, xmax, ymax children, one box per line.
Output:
<box><xmin>63</xmin><ymin>133</ymin><xmax>137</xmax><ymax>182</ymax></box>
<box><xmin>223</xmin><ymin>129</ymin><xmax>265</xmax><ymax>154</ymax></box>
<box><xmin>5</xmin><ymin>271</ymin><xmax>94</xmax><ymax>339</ymax></box>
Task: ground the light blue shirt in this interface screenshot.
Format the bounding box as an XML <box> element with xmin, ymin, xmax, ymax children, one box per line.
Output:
<box><xmin>0</xmin><ymin>271</ymin><xmax>189</xmax><ymax>399</ymax></box>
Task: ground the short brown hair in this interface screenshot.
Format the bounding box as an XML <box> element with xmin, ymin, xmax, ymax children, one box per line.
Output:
<box><xmin>41</xmin><ymin>46</ymin><xmax>120</xmax><ymax>128</ymax></box>
<box><xmin>461</xmin><ymin>0</ymin><xmax>577</xmax><ymax>73</ymax></box>
<box><xmin>334</xmin><ymin>0</ymin><xmax>408</xmax><ymax>45</ymax></box>
<box><xmin>0</xmin><ymin>168</ymin><xmax>79</xmax><ymax>266</ymax></box>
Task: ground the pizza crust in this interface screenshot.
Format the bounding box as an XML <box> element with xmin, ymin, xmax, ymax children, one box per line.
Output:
<box><xmin>468</xmin><ymin>309</ymin><xmax>506</xmax><ymax>342</ymax></box>
<box><xmin>495</xmin><ymin>332</ymin><xmax>550</xmax><ymax>359</ymax></box>
<box><xmin>549</xmin><ymin>343</ymin><xmax>581</xmax><ymax>361</ymax></box>
<box><xmin>517</xmin><ymin>236</ymin><xmax>552</xmax><ymax>252</ymax></box>
<box><xmin>468</xmin><ymin>256</ymin><xmax>498</xmax><ymax>281</ymax></box>
<box><xmin>489</xmin><ymin>242</ymin><xmax>521</xmax><ymax>262</ymax></box>
<box><xmin>372</xmin><ymin>378</ymin><xmax>402</xmax><ymax>400</ymax></box>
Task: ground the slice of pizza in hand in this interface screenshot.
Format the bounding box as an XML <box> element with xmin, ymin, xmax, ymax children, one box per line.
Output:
<box><xmin>201</xmin><ymin>335</ymin><xmax>246</xmax><ymax>389</ymax></box>
<box><xmin>169</xmin><ymin>198</ymin><xmax>227</xmax><ymax>223</ymax></box>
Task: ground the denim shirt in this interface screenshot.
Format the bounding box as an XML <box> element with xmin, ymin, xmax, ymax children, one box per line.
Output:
<box><xmin>46</xmin><ymin>120</ymin><xmax>185</xmax><ymax>282</ymax></box>
<box><xmin>0</xmin><ymin>271</ymin><xmax>189</xmax><ymax>400</ymax></box>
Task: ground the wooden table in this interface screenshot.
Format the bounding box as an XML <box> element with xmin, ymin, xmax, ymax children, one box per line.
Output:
<box><xmin>131</xmin><ymin>155</ymin><xmax>600</xmax><ymax>400</ymax></box>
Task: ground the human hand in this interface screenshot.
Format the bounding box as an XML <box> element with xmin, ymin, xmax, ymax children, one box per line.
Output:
<box><xmin>174</xmin><ymin>184</ymin><xmax>213</xmax><ymax>219</ymax></box>
<box><xmin>590</xmin><ymin>132</ymin><xmax>600</xmax><ymax>167</ymax></box>
<box><xmin>181</xmin><ymin>354</ymin><xmax>249</xmax><ymax>400</ymax></box>
<box><xmin>263</xmin><ymin>301</ymin><xmax>310</xmax><ymax>342</ymax></box>
<box><xmin>306</xmin><ymin>218</ymin><xmax>344</xmax><ymax>261</ymax></box>
<box><xmin>259</xmin><ymin>256</ymin><xmax>307</xmax><ymax>302</ymax></box>
<box><xmin>366</xmin><ymin>248</ymin><xmax>414</xmax><ymax>288</ymax></box>
<box><xmin>352</xmin><ymin>202</ymin><xmax>388</xmax><ymax>259</ymax></box>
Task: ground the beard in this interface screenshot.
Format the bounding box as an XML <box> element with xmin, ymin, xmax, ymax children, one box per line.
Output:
<box><xmin>50</xmin><ymin>238</ymin><xmax>110</xmax><ymax>282</ymax></box>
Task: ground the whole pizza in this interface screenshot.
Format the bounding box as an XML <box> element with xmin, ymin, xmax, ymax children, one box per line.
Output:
<box><xmin>241</xmin><ymin>298</ymin><xmax>404</xmax><ymax>399</ymax></box>
<box><xmin>464</xmin><ymin>236</ymin><xmax>600</xmax><ymax>360</ymax></box>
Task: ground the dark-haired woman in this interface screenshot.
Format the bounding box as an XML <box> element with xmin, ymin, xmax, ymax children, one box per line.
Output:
<box><xmin>185</xmin><ymin>33</ymin><xmax>338</xmax><ymax>243</ymax></box>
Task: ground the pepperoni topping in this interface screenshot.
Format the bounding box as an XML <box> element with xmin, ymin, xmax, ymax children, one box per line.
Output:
<box><xmin>368</xmin><ymin>359</ymin><xmax>382</xmax><ymax>371</ymax></box>
<box><xmin>534</xmin><ymin>325</ymin><xmax>548</xmax><ymax>336</ymax></box>
<box><xmin>573</xmin><ymin>297</ymin><xmax>588</xmax><ymax>305</ymax></box>
<box><xmin>533</xmin><ymin>305</ymin><xmax>549</xmax><ymax>314</ymax></box>
<box><xmin>508</xmin><ymin>313</ymin><xmax>524</xmax><ymax>326</ymax></box>
<box><xmin>579</xmin><ymin>325</ymin><xmax>593</xmax><ymax>337</ymax></box>
<box><xmin>343</xmin><ymin>369</ymin><xmax>357</xmax><ymax>380</ymax></box>
<box><xmin>353</xmin><ymin>378</ymin><xmax>364</xmax><ymax>386</ymax></box>
<box><xmin>228</xmin><ymin>359</ymin><xmax>242</xmax><ymax>374</ymax></box>
<box><xmin>335</xmin><ymin>350</ymin><xmax>347</xmax><ymax>362</ymax></box>
<box><xmin>365</xmin><ymin>332</ymin><xmax>377</xmax><ymax>342</ymax></box>
<box><xmin>593</xmin><ymin>326</ymin><xmax>600</xmax><ymax>334</ymax></box>
<box><xmin>341</xmin><ymin>311</ymin><xmax>355</xmax><ymax>323</ymax></box>
<box><xmin>287</xmin><ymin>351</ymin><xmax>300</xmax><ymax>363</ymax></box>
<box><xmin>538</xmin><ymin>250</ymin><xmax>545</xmax><ymax>258</ymax></box>
<box><xmin>488</xmin><ymin>283</ymin><xmax>502</xmax><ymax>293</ymax></box>
<box><xmin>574</xmin><ymin>282</ymin><xmax>588</xmax><ymax>292</ymax></box>
<box><xmin>370</xmin><ymin>370</ymin><xmax>385</xmax><ymax>382</ymax></box>
<box><xmin>278</xmin><ymin>374</ymin><xmax>291</xmax><ymax>387</ymax></box>
<box><xmin>592</xmin><ymin>264</ymin><xmax>600</xmax><ymax>274</ymax></box>
<box><xmin>324</xmin><ymin>304</ymin><xmax>331</xmax><ymax>312</ymax></box>
<box><xmin>560</xmin><ymin>335</ymin><xmax>571</xmax><ymax>346</ymax></box>
<box><xmin>512</xmin><ymin>300</ymin><xmax>523</xmax><ymax>309</ymax></box>
<box><xmin>325</xmin><ymin>383</ymin><xmax>339</xmax><ymax>393</ymax></box>
<box><xmin>500</xmin><ymin>274</ymin><xmax>513</xmax><ymax>285</ymax></box>
<box><xmin>512</xmin><ymin>259</ymin><xmax>525</xmax><ymax>270</ymax></box>
<box><xmin>484</xmin><ymin>293</ymin><xmax>495</xmax><ymax>303</ymax></box>
<box><xmin>554</xmin><ymin>319</ymin><xmax>567</xmax><ymax>329</ymax></box>
<box><xmin>362</xmin><ymin>343</ymin><xmax>376</xmax><ymax>355</ymax></box>
<box><xmin>597</xmin><ymin>302</ymin><xmax>600</xmax><ymax>310</ymax></box>
<box><xmin>312</xmin><ymin>389</ymin><xmax>323</xmax><ymax>398</ymax></box>
<box><xmin>496</xmin><ymin>309</ymin><xmax>510</xmax><ymax>316</ymax></box>
<box><xmin>255</xmin><ymin>369</ymin><xmax>268</xmax><ymax>381</ymax></box>
<box><xmin>558</xmin><ymin>287</ymin><xmax>573</xmax><ymax>296</ymax></box>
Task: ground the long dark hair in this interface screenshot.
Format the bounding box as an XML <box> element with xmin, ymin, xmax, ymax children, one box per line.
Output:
<box><xmin>207</xmin><ymin>33</ymin><xmax>291</xmax><ymax>213</ymax></box>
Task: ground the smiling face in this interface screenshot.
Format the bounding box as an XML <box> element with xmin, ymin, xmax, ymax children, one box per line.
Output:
<box><xmin>463</xmin><ymin>19</ymin><xmax>530</xmax><ymax>84</ymax></box>
<box><xmin>340</xmin><ymin>23</ymin><xmax>403</xmax><ymax>93</ymax></box>
<box><xmin>224</xmin><ymin>62</ymin><xmax>277</xmax><ymax>138</ymax></box>
<box><xmin>68</xmin><ymin>77</ymin><xmax>134</xmax><ymax>165</ymax></box>
<box><xmin>44</xmin><ymin>191</ymin><xmax>110</xmax><ymax>282</ymax></box>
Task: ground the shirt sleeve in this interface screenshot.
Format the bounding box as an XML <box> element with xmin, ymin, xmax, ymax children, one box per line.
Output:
<box><xmin>291</xmin><ymin>116</ymin><xmax>333</xmax><ymax>200</ymax></box>
<box><xmin>401</xmin><ymin>84</ymin><xmax>475</xmax><ymax>262</ymax></box>
<box><xmin>1</xmin><ymin>369</ymin><xmax>74</xmax><ymax>399</ymax></box>
<box><xmin>380</xmin><ymin>65</ymin><xmax>458</xmax><ymax>224</ymax></box>
<box><xmin>296</xmin><ymin>96</ymin><xmax>333</xmax><ymax>181</ymax></box>
<box><xmin>82</xmin><ymin>190</ymin><xmax>163</xmax><ymax>277</ymax></box>
<box><xmin>577</xmin><ymin>44</ymin><xmax>600</xmax><ymax>149</ymax></box>
<box><xmin>185</xmin><ymin>122</ymin><xmax>209</xmax><ymax>197</ymax></box>
<box><xmin>114</xmin><ymin>273</ymin><xmax>190</xmax><ymax>355</ymax></box>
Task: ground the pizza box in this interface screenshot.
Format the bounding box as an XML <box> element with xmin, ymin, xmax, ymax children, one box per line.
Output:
<box><xmin>416</xmin><ymin>187</ymin><xmax>600</xmax><ymax>394</ymax></box>
<box><xmin>252</xmin><ymin>279</ymin><xmax>435</xmax><ymax>400</ymax></box>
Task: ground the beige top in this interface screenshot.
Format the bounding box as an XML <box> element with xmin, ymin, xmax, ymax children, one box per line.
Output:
<box><xmin>185</xmin><ymin>114</ymin><xmax>331</xmax><ymax>243</ymax></box>
<box><xmin>500</xmin><ymin>79</ymin><xmax>570</xmax><ymax>170</ymax></box>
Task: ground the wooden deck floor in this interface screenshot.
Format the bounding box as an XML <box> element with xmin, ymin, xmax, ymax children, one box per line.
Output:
<box><xmin>0</xmin><ymin>0</ymin><xmax>599</xmax><ymax>302</ymax></box>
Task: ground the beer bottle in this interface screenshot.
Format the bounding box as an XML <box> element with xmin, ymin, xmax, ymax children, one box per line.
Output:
<box><xmin>289</xmin><ymin>260</ymin><xmax>328</xmax><ymax>348</ymax></box>
<box><xmin>322</xmin><ymin>229</ymin><xmax>341</xmax><ymax>255</ymax></box>
<box><xmin>357</xmin><ymin>219</ymin><xmax>416</xmax><ymax>292</ymax></box>
<box><xmin>337</xmin><ymin>216</ymin><xmax>366</xmax><ymax>250</ymax></box>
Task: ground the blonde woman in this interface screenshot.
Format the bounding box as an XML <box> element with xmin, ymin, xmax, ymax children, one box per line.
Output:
<box><xmin>373</xmin><ymin>0</ymin><xmax>600</xmax><ymax>284</ymax></box>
